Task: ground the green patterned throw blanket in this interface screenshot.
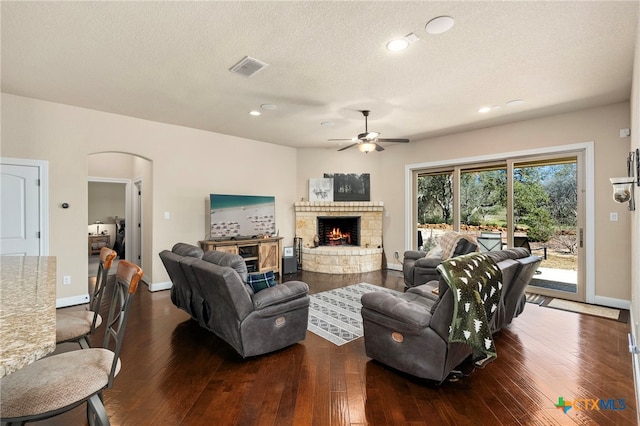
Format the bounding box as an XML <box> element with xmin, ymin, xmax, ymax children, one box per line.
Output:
<box><xmin>437</xmin><ymin>252</ymin><xmax>502</xmax><ymax>364</ymax></box>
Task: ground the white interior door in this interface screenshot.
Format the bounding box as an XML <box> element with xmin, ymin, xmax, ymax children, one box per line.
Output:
<box><xmin>0</xmin><ymin>163</ymin><xmax>41</xmax><ymax>255</ymax></box>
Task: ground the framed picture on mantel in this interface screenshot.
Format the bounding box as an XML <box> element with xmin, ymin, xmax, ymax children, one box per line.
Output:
<box><xmin>309</xmin><ymin>178</ymin><xmax>333</xmax><ymax>202</ymax></box>
<box><xmin>324</xmin><ymin>173</ymin><xmax>370</xmax><ymax>201</ymax></box>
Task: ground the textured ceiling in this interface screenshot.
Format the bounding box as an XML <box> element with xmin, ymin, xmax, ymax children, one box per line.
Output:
<box><xmin>1</xmin><ymin>1</ymin><xmax>638</xmax><ymax>150</ymax></box>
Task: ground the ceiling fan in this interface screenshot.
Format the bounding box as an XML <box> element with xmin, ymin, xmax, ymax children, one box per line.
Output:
<box><xmin>330</xmin><ymin>110</ymin><xmax>410</xmax><ymax>153</ymax></box>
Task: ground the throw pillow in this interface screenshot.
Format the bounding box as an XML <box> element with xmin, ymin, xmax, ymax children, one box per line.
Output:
<box><xmin>426</xmin><ymin>246</ymin><xmax>442</xmax><ymax>258</ymax></box>
<box><xmin>246</xmin><ymin>271</ymin><xmax>277</xmax><ymax>293</ymax></box>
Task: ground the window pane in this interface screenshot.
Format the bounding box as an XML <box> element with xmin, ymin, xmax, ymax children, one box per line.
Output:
<box><xmin>416</xmin><ymin>172</ymin><xmax>453</xmax><ymax>251</ymax></box>
<box><xmin>459</xmin><ymin>168</ymin><xmax>507</xmax><ymax>241</ymax></box>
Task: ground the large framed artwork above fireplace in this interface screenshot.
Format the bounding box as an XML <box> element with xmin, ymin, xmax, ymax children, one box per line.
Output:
<box><xmin>294</xmin><ymin>201</ymin><xmax>383</xmax><ymax>273</ymax></box>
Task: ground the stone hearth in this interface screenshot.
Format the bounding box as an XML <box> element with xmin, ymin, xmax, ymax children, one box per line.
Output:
<box><xmin>294</xmin><ymin>201</ymin><xmax>383</xmax><ymax>273</ymax></box>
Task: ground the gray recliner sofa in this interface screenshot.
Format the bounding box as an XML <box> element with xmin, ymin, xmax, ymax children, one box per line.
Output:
<box><xmin>403</xmin><ymin>231</ymin><xmax>478</xmax><ymax>289</ymax></box>
<box><xmin>361</xmin><ymin>248</ymin><xmax>541</xmax><ymax>383</ymax></box>
<box><xmin>159</xmin><ymin>243</ymin><xmax>207</xmax><ymax>326</ymax></box>
<box><xmin>485</xmin><ymin>248</ymin><xmax>542</xmax><ymax>330</ymax></box>
<box><xmin>160</xmin><ymin>243</ymin><xmax>310</xmax><ymax>358</ymax></box>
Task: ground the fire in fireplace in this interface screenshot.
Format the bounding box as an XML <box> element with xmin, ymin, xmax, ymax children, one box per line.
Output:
<box><xmin>317</xmin><ymin>216</ymin><xmax>360</xmax><ymax>246</ymax></box>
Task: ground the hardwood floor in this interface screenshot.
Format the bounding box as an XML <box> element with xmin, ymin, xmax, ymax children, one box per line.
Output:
<box><xmin>37</xmin><ymin>269</ymin><xmax>636</xmax><ymax>425</ymax></box>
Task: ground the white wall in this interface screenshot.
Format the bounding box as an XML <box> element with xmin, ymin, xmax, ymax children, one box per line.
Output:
<box><xmin>1</xmin><ymin>91</ymin><xmax>635</xmax><ymax>306</ymax></box>
<box><xmin>1</xmin><ymin>93</ymin><xmax>298</xmax><ymax>303</ymax></box>
<box><xmin>298</xmin><ymin>102</ymin><xmax>633</xmax><ymax>303</ymax></box>
<box><xmin>88</xmin><ymin>182</ymin><xmax>126</xmax><ymax>225</ymax></box>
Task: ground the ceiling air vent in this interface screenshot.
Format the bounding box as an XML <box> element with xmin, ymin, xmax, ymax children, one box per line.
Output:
<box><xmin>229</xmin><ymin>56</ymin><xmax>268</xmax><ymax>78</ymax></box>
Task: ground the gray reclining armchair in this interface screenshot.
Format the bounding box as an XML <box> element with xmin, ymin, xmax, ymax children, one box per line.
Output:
<box><xmin>403</xmin><ymin>231</ymin><xmax>478</xmax><ymax>289</ymax></box>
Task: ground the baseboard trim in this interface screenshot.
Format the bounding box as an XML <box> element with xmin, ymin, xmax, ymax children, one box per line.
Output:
<box><xmin>592</xmin><ymin>295</ymin><xmax>630</xmax><ymax>310</ymax></box>
<box><xmin>147</xmin><ymin>280</ymin><xmax>172</xmax><ymax>292</ymax></box>
<box><xmin>386</xmin><ymin>262</ymin><xmax>402</xmax><ymax>271</ymax></box>
<box><xmin>56</xmin><ymin>294</ymin><xmax>90</xmax><ymax>308</ymax></box>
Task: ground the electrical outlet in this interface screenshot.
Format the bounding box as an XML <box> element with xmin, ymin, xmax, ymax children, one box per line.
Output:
<box><xmin>63</xmin><ymin>275</ymin><xmax>71</xmax><ymax>285</ymax></box>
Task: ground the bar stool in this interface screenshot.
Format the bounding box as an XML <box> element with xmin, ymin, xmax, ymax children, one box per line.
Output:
<box><xmin>0</xmin><ymin>260</ymin><xmax>143</xmax><ymax>425</ymax></box>
<box><xmin>56</xmin><ymin>247</ymin><xmax>117</xmax><ymax>349</ymax></box>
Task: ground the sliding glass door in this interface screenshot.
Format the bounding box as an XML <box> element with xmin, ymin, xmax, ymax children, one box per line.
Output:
<box><xmin>413</xmin><ymin>151</ymin><xmax>585</xmax><ymax>301</ymax></box>
<box><xmin>511</xmin><ymin>155</ymin><xmax>583</xmax><ymax>301</ymax></box>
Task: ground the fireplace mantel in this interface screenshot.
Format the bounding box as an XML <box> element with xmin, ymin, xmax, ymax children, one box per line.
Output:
<box><xmin>294</xmin><ymin>201</ymin><xmax>384</xmax><ymax>212</ymax></box>
<box><xmin>294</xmin><ymin>201</ymin><xmax>384</xmax><ymax>273</ymax></box>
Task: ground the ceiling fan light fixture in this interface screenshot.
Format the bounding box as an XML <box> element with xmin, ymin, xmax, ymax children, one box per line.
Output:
<box><xmin>365</xmin><ymin>131</ymin><xmax>380</xmax><ymax>139</ymax></box>
<box><xmin>358</xmin><ymin>142</ymin><xmax>376</xmax><ymax>154</ymax></box>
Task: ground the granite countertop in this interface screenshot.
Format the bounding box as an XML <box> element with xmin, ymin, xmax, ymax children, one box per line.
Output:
<box><xmin>0</xmin><ymin>256</ymin><xmax>57</xmax><ymax>377</ymax></box>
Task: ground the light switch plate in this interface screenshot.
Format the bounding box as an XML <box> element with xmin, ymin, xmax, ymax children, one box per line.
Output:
<box><xmin>610</xmin><ymin>212</ymin><xmax>619</xmax><ymax>222</ymax></box>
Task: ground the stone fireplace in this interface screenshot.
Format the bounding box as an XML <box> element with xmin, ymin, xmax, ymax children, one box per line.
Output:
<box><xmin>294</xmin><ymin>201</ymin><xmax>383</xmax><ymax>273</ymax></box>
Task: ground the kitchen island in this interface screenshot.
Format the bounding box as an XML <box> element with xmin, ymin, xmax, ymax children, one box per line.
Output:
<box><xmin>0</xmin><ymin>256</ymin><xmax>57</xmax><ymax>377</ymax></box>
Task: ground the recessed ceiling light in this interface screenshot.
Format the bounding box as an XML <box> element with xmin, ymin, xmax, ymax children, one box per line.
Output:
<box><xmin>386</xmin><ymin>38</ymin><xmax>410</xmax><ymax>51</ymax></box>
<box><xmin>426</xmin><ymin>16</ymin><xmax>455</xmax><ymax>35</ymax></box>
<box><xmin>249</xmin><ymin>110</ymin><xmax>261</xmax><ymax>116</ymax></box>
<box><xmin>260</xmin><ymin>104</ymin><xmax>277</xmax><ymax>110</ymax></box>
<box><xmin>506</xmin><ymin>99</ymin><xmax>525</xmax><ymax>107</ymax></box>
<box><xmin>320</xmin><ymin>121</ymin><xmax>334</xmax><ymax>127</ymax></box>
<box><xmin>386</xmin><ymin>33</ymin><xmax>420</xmax><ymax>52</ymax></box>
<box><xmin>478</xmin><ymin>106</ymin><xmax>492</xmax><ymax>114</ymax></box>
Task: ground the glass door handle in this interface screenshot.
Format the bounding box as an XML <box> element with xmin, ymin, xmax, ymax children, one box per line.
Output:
<box><xmin>579</xmin><ymin>228</ymin><xmax>583</xmax><ymax>248</ymax></box>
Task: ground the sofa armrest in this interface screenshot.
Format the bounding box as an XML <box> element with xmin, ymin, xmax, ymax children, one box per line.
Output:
<box><xmin>361</xmin><ymin>292</ymin><xmax>433</xmax><ymax>330</ymax></box>
<box><xmin>406</xmin><ymin>282</ymin><xmax>440</xmax><ymax>301</ymax></box>
<box><xmin>252</xmin><ymin>280</ymin><xmax>309</xmax><ymax>311</ymax></box>
<box><xmin>414</xmin><ymin>256</ymin><xmax>442</xmax><ymax>269</ymax></box>
<box><xmin>403</xmin><ymin>250</ymin><xmax>427</xmax><ymax>261</ymax></box>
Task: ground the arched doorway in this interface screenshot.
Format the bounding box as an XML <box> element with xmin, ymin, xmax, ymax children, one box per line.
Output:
<box><xmin>87</xmin><ymin>152</ymin><xmax>152</xmax><ymax>278</ymax></box>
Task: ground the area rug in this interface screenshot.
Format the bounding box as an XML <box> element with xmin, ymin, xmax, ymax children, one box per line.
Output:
<box><xmin>307</xmin><ymin>282</ymin><xmax>398</xmax><ymax>346</ymax></box>
<box><xmin>543</xmin><ymin>298</ymin><xmax>628</xmax><ymax>323</ymax></box>
<box><xmin>525</xmin><ymin>293</ymin><xmax>547</xmax><ymax>305</ymax></box>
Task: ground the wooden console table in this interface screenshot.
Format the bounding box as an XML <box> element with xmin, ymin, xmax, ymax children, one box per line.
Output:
<box><xmin>199</xmin><ymin>237</ymin><xmax>282</xmax><ymax>275</ymax></box>
<box><xmin>88</xmin><ymin>235</ymin><xmax>110</xmax><ymax>256</ymax></box>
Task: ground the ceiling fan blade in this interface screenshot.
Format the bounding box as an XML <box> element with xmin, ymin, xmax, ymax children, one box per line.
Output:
<box><xmin>338</xmin><ymin>143</ymin><xmax>359</xmax><ymax>152</ymax></box>
<box><xmin>333</xmin><ymin>111</ymin><xmax>407</xmax><ymax>152</ymax></box>
<box><xmin>329</xmin><ymin>138</ymin><xmax>356</xmax><ymax>141</ymax></box>
<box><xmin>377</xmin><ymin>138</ymin><xmax>410</xmax><ymax>143</ymax></box>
